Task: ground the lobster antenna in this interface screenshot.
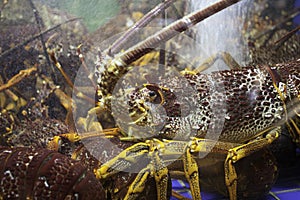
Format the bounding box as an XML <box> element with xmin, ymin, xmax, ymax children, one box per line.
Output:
<box><xmin>274</xmin><ymin>25</ymin><xmax>300</xmax><ymax>50</ymax></box>
<box><xmin>118</xmin><ymin>0</ymin><xmax>241</xmax><ymax>65</ymax></box>
<box><xmin>107</xmin><ymin>0</ymin><xmax>176</xmax><ymax>56</ymax></box>
<box><xmin>27</xmin><ymin>0</ymin><xmax>55</xmax><ymax>76</ymax></box>
<box><xmin>0</xmin><ymin>18</ymin><xmax>80</xmax><ymax>59</ymax></box>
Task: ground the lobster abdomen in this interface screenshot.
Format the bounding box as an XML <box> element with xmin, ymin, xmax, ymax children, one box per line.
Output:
<box><xmin>0</xmin><ymin>146</ymin><xmax>106</xmax><ymax>200</ymax></box>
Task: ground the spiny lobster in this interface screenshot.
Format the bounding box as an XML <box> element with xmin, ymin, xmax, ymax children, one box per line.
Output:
<box><xmin>91</xmin><ymin>0</ymin><xmax>300</xmax><ymax>200</ymax></box>
<box><xmin>0</xmin><ymin>0</ymin><xmax>299</xmax><ymax>200</ymax></box>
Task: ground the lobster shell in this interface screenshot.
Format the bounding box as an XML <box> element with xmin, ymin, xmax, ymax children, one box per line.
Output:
<box><xmin>0</xmin><ymin>146</ymin><xmax>106</xmax><ymax>200</ymax></box>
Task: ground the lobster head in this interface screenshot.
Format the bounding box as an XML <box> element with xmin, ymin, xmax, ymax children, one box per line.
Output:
<box><xmin>111</xmin><ymin>83</ymin><xmax>170</xmax><ymax>139</ymax></box>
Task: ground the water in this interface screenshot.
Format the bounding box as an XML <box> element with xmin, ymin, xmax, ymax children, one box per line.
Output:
<box><xmin>38</xmin><ymin>0</ymin><xmax>120</xmax><ymax>32</ymax></box>
<box><xmin>189</xmin><ymin>0</ymin><xmax>255</xmax><ymax>71</ymax></box>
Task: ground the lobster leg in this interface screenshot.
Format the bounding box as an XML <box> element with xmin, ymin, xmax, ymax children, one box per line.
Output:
<box><xmin>124</xmin><ymin>148</ymin><xmax>169</xmax><ymax>200</ymax></box>
<box><xmin>224</xmin><ymin>127</ymin><xmax>280</xmax><ymax>200</ymax></box>
<box><xmin>284</xmin><ymin>98</ymin><xmax>300</xmax><ymax>145</ymax></box>
<box><xmin>96</xmin><ymin>141</ymin><xmax>151</xmax><ymax>179</ymax></box>
<box><xmin>0</xmin><ymin>75</ymin><xmax>27</xmax><ymax>113</ymax></box>
<box><xmin>124</xmin><ymin>167</ymin><xmax>152</xmax><ymax>200</ymax></box>
<box><xmin>192</xmin><ymin>51</ymin><xmax>241</xmax><ymax>73</ymax></box>
<box><xmin>150</xmin><ymin>149</ymin><xmax>169</xmax><ymax>200</ymax></box>
<box><xmin>95</xmin><ymin>125</ymin><xmax>279</xmax><ymax>200</ymax></box>
<box><xmin>97</xmin><ymin>138</ymin><xmax>231</xmax><ymax>200</ymax></box>
<box><xmin>96</xmin><ymin>140</ymin><xmax>170</xmax><ymax>200</ymax></box>
<box><xmin>0</xmin><ymin>66</ymin><xmax>37</xmax><ymax>92</ymax></box>
<box><xmin>179</xmin><ymin>127</ymin><xmax>279</xmax><ymax>200</ymax></box>
<box><xmin>183</xmin><ymin>144</ymin><xmax>201</xmax><ymax>200</ymax></box>
<box><xmin>47</xmin><ymin>128</ymin><xmax>120</xmax><ymax>151</ymax></box>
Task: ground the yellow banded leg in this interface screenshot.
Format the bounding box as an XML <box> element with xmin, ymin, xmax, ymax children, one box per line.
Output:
<box><xmin>150</xmin><ymin>150</ymin><xmax>169</xmax><ymax>200</ymax></box>
<box><xmin>101</xmin><ymin>140</ymin><xmax>169</xmax><ymax>200</ymax></box>
<box><xmin>124</xmin><ymin>167</ymin><xmax>151</xmax><ymax>200</ymax></box>
<box><xmin>164</xmin><ymin>137</ymin><xmax>237</xmax><ymax>200</ymax></box>
<box><xmin>46</xmin><ymin>128</ymin><xmax>119</xmax><ymax>152</ymax></box>
<box><xmin>182</xmin><ymin>137</ymin><xmax>235</xmax><ymax>200</ymax></box>
<box><xmin>183</xmin><ymin>146</ymin><xmax>201</xmax><ymax>200</ymax></box>
<box><xmin>96</xmin><ymin>142</ymin><xmax>149</xmax><ymax>179</ymax></box>
<box><xmin>124</xmin><ymin>142</ymin><xmax>169</xmax><ymax>200</ymax></box>
<box><xmin>224</xmin><ymin>127</ymin><xmax>280</xmax><ymax>200</ymax></box>
<box><xmin>124</xmin><ymin>151</ymin><xmax>169</xmax><ymax>200</ymax></box>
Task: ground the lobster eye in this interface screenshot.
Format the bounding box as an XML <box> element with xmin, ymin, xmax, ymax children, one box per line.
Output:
<box><xmin>144</xmin><ymin>84</ymin><xmax>165</xmax><ymax>104</ymax></box>
<box><xmin>148</xmin><ymin>90</ymin><xmax>164</xmax><ymax>104</ymax></box>
<box><xmin>148</xmin><ymin>90</ymin><xmax>157</xmax><ymax>97</ymax></box>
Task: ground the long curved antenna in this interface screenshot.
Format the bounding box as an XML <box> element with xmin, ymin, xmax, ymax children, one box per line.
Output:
<box><xmin>107</xmin><ymin>0</ymin><xmax>177</xmax><ymax>56</ymax></box>
<box><xmin>118</xmin><ymin>0</ymin><xmax>240</xmax><ymax>65</ymax></box>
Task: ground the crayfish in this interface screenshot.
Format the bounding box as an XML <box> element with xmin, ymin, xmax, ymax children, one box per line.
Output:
<box><xmin>0</xmin><ymin>0</ymin><xmax>299</xmax><ymax>200</ymax></box>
